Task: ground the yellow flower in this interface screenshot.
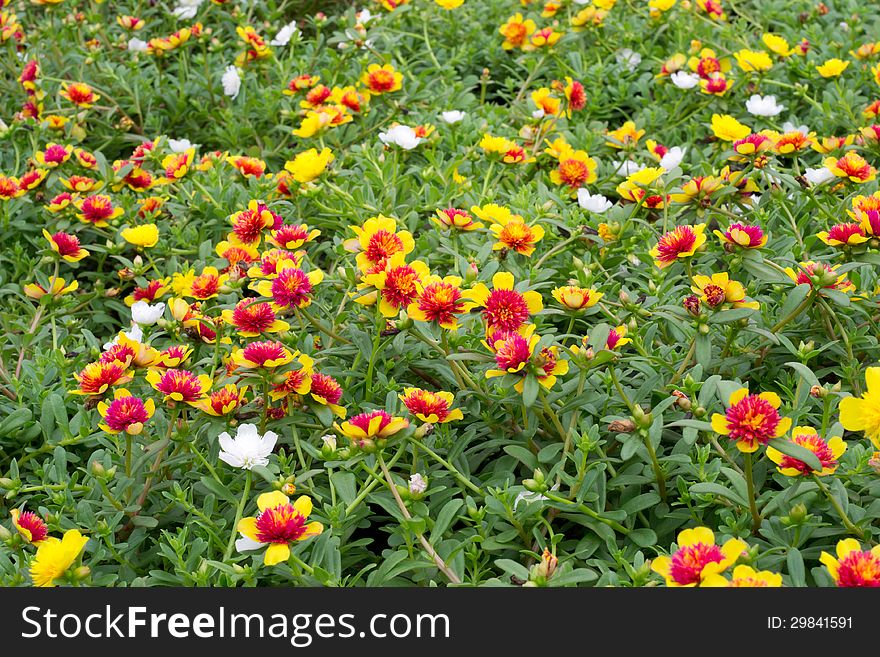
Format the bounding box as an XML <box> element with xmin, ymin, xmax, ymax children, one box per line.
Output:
<box><xmin>762</xmin><ymin>33</ymin><xmax>794</xmax><ymax>57</ymax></box>
<box><xmin>284</xmin><ymin>147</ymin><xmax>334</xmax><ymax>184</ymax></box>
<box><xmin>734</xmin><ymin>49</ymin><xmax>773</xmax><ymax>72</ymax></box>
<box><xmin>29</xmin><ymin>529</ymin><xmax>89</xmax><ymax>587</ymax></box>
<box><xmin>480</xmin><ymin>133</ymin><xmax>513</xmax><ymax>154</ymax></box>
<box><xmin>816</xmin><ymin>58</ymin><xmax>849</xmax><ymax>78</ymax></box>
<box><xmin>435</xmin><ymin>0</ymin><xmax>464</xmax><ymax>8</ymax></box>
<box><xmin>551</xmin><ymin>285</ymin><xmax>603</xmax><ymax>311</ymax></box>
<box><xmin>711</xmin><ymin>114</ymin><xmax>750</xmax><ymax>141</ymax></box>
<box><xmin>690</xmin><ymin>272</ymin><xmax>759</xmax><ymax>310</ymax></box>
<box><xmin>120</xmin><ymin>223</ymin><xmax>159</xmax><ymax>248</ymax></box>
<box><xmin>702</xmin><ymin>564</ymin><xmax>783</xmax><ymax>587</ymax></box>
<box><xmin>839</xmin><ymin>367</ymin><xmax>880</xmax><ymax>448</ymax></box>
<box><xmin>606</xmin><ymin>120</ymin><xmax>645</xmax><ymax>148</ymax></box>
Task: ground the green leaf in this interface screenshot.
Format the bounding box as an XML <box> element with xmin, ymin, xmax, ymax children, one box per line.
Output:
<box><xmin>198</xmin><ymin>476</ymin><xmax>236</xmax><ymax>503</ymax></box>
<box><xmin>430</xmin><ymin>499</ymin><xmax>463</xmax><ymax>542</ymax></box>
<box><xmin>495</xmin><ymin>558</ymin><xmax>530</xmax><ymax>581</ymax></box>
<box><xmin>689</xmin><ymin>482</ymin><xmax>748</xmax><ymax>507</ymax></box>
<box><xmin>787</xmin><ymin>548</ymin><xmax>806</xmax><ymax>586</ymax></box>
<box><xmin>766</xmin><ymin>437</ymin><xmax>823</xmax><ymax>473</ymax></box>
<box><xmin>785</xmin><ymin>361</ymin><xmax>819</xmax><ymax>388</ymax></box>
<box><xmin>709</xmin><ymin>308</ymin><xmax>755</xmax><ymax>324</ymax></box>
<box><xmin>330</xmin><ymin>471</ymin><xmax>357</xmax><ymax>507</ymax></box>
<box><xmin>521</xmin><ymin>374</ymin><xmax>539</xmax><ymax>408</ymax></box>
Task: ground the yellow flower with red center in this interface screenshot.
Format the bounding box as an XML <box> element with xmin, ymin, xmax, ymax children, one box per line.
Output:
<box><xmin>71</xmin><ymin>360</ymin><xmax>133</xmax><ymax>396</ymax></box>
<box><xmin>824</xmin><ymin>152</ymin><xmax>877</xmax><ymax>183</ymax></box>
<box><xmin>839</xmin><ymin>367</ymin><xmax>880</xmax><ymax>448</ymax></box>
<box><xmin>226</xmin><ymin>155</ymin><xmax>266</xmax><ymax>179</ymax></box>
<box><xmin>18</xmin><ymin>169</ymin><xmax>48</xmax><ymax>191</ymax></box>
<box><xmin>820</xmin><ymin>539</ymin><xmax>880</xmax><ymax>587</ymax></box>
<box><xmin>247</xmin><ymin>249</ymin><xmax>303</xmax><ymax>280</ymax></box>
<box><xmin>10</xmin><ymin>508</ymin><xmax>49</xmax><ymax>545</ymax></box>
<box><xmin>501</xmin><ymin>142</ymin><xmax>533</xmax><ymax>165</ymax></box>
<box><xmin>45</xmin><ymin>192</ymin><xmax>73</xmax><ymax>212</ymax></box>
<box><xmin>691</xmin><ymin>273</ymin><xmax>759</xmax><ymax>310</ymax></box>
<box><xmin>75</xmin><ymin>194</ymin><xmax>123</xmax><ymax>227</ymax></box>
<box><xmin>29</xmin><ymin>529</ymin><xmax>89</xmax><ymax>588</ymax></box>
<box><xmin>43</xmin><ymin>230</ymin><xmax>89</xmax><ymax>262</ymax></box>
<box><xmin>551</xmin><ymin>285</ymin><xmax>602</xmax><ymax>311</ymax></box>
<box><xmin>865</xmin><ymin>99</ymin><xmax>880</xmax><ymax>120</ymax></box>
<box><xmin>485</xmin><ymin>328</ymin><xmax>537</xmax><ymax>376</ymax></box>
<box><xmin>490</xmin><ymin>215</ymin><xmax>545</xmax><ymax>256</ymax></box>
<box><xmin>229</xmin><ymin>201</ymin><xmax>281</xmax><ymax>246</ymax></box>
<box><xmin>732</xmin><ymin>133</ymin><xmax>773</xmax><ymax>159</ymax></box>
<box><xmin>124</xmin><ymin>278</ymin><xmax>170</xmax><ymax>306</ymax></box>
<box><xmin>335</xmin><ymin>409</ymin><xmax>409</xmax><ymax>448</ymax></box>
<box><xmin>232</xmin><ymin>341</ymin><xmax>296</xmax><ymax>370</ymax></box>
<box><xmin>24</xmin><ymin>277</ymin><xmax>78</xmax><ymax>300</ymax></box>
<box><xmin>688</xmin><ymin>48</ymin><xmax>730</xmax><ymax>79</ymax></box>
<box><xmin>528</xmin><ymin>27</ymin><xmax>561</xmax><ymax>50</ymax></box>
<box><xmin>361</xmin><ymin>253</ymin><xmax>431</xmax><ymax>317</ymax></box>
<box><xmin>765</xmin><ymin>128</ymin><xmax>815</xmax><ymax>155</ymax></box>
<box><xmin>606</xmin><ymin>121</ymin><xmax>645</xmax><ymax>149</ymax></box>
<box><xmin>117</xmin><ymin>15</ymin><xmax>144</xmax><ymax>31</ymax></box>
<box><xmin>783</xmin><ymin>261</ymin><xmax>854</xmax><ymax>293</ymax></box>
<box><xmin>161</xmin><ymin>148</ymin><xmax>195</xmax><ymax>180</ymax></box>
<box><xmin>702</xmin><ymin>565</ymin><xmax>783</xmax><ymax>587</ymax></box>
<box><xmin>700</xmin><ymin>74</ymin><xmax>733</xmax><ymax>96</ymax></box>
<box><xmin>146</xmin><ymin>368</ymin><xmax>212</xmax><ymax>404</ymax></box>
<box><xmin>669</xmin><ymin>175</ymin><xmax>724</xmax><ymax>204</ymax></box>
<box><xmin>236</xmin><ymin>491</ymin><xmax>323</xmax><ymax>566</ymax></box>
<box><xmin>309</xmin><ymin>372</ymin><xmax>346</xmax><ymax>418</ymax></box>
<box><xmin>121</xmin><ymin>223</ymin><xmax>159</xmax><ymax>249</ymax></box>
<box><xmin>61</xmin><ymin>175</ymin><xmax>102</xmax><ymax>193</ymax></box>
<box><xmin>344</xmin><ymin>214</ymin><xmax>415</xmax><ymax>274</ymax></box>
<box><xmin>269</xmin><ymin>353</ymin><xmax>314</xmax><ymax>402</ymax></box>
<box><xmin>98</xmin><ymin>388</ymin><xmax>155</xmax><ymax>435</ymax></box>
<box><xmin>186</xmin><ymin>266</ymin><xmax>229</xmax><ymax>300</ymax></box>
<box><xmin>331</xmin><ymin>85</ymin><xmax>369</xmax><ymax>113</ymax></box>
<box><xmin>153</xmin><ymin>345</ymin><xmax>193</xmax><ymax>369</ymax></box>
<box><xmin>285</xmin><ymin>74</ymin><xmax>320</xmax><ymax>94</ymax></box>
<box><xmin>400</xmin><ymin>388</ymin><xmax>464</xmax><ymax>424</ymax></box>
<box><xmin>849</xmin><ymin>192</ymin><xmax>880</xmax><ymax>235</ymax></box>
<box><xmin>215</xmin><ymin>240</ymin><xmax>259</xmax><ymax>271</ymax></box>
<box><xmin>74</xmin><ymin>149</ymin><xmax>97</xmax><ymax>169</ymax></box>
<box><xmin>195</xmin><ymin>383</ymin><xmax>248</xmax><ymax>416</ymax></box>
<box><xmin>222</xmin><ymin>298</ymin><xmax>290</xmax><ymax>337</ymax></box>
<box><xmin>817</xmin><ymin>222</ymin><xmax>868</xmax><ymax>247</ymax></box>
<box><xmin>530</xmin><ymin>88</ymin><xmax>561</xmax><ymax>117</ymax></box>
<box><xmin>407</xmin><ymin>275</ymin><xmax>467</xmax><ymax>330</ymax></box>
<box><xmin>816</xmin><ymin>58</ymin><xmax>849</xmax><ymax>77</ymax></box>
<box><xmin>0</xmin><ymin>174</ymin><xmax>24</xmax><ymax>200</ymax></box>
<box><xmin>766</xmin><ymin>426</ymin><xmax>846</xmax><ymax>476</ymax></box>
<box><xmin>499</xmin><ymin>13</ymin><xmax>536</xmax><ymax>50</ymax></box>
<box><xmin>651</xmin><ymin>527</ymin><xmax>746</xmax><ymax>587</ymax></box>
<box><xmin>44</xmin><ymin>115</ymin><xmax>69</xmax><ymax>131</ymax></box>
<box><xmin>464</xmin><ymin>271</ymin><xmax>543</xmax><ymax>332</ymax></box>
<box><xmin>711</xmin><ymin>114</ymin><xmax>750</xmax><ymax>141</ymax></box>
<box><xmin>60</xmin><ymin>81</ymin><xmax>100</xmax><ymax>108</ymax></box>
<box><xmin>268</xmin><ymin>223</ymin><xmax>320</xmax><ymax>250</ymax></box>
<box><xmin>649</xmin><ymin>223</ymin><xmax>706</xmax><ymax>268</ymax></box>
<box><xmin>253</xmin><ymin>262</ymin><xmax>323</xmax><ymax>310</ymax></box>
<box><xmin>696</xmin><ymin>0</ymin><xmax>726</xmax><ymax>20</ymax></box>
<box><xmin>35</xmin><ymin>143</ymin><xmax>72</xmax><ymax>167</ymax></box>
<box><xmin>433</xmin><ymin>208</ymin><xmax>482</xmax><ymax>231</ymax></box>
<box><xmin>711</xmin><ymin>388</ymin><xmax>792</xmax><ymax>453</ymax></box>
<box><xmin>361</xmin><ymin>63</ymin><xmax>403</xmax><ymax>94</ymax></box>
<box><xmin>284</xmin><ymin>147</ymin><xmax>333</xmax><ymax>184</ymax></box>
<box><xmin>733</xmin><ymin>49</ymin><xmax>773</xmax><ymax>72</ymax></box>
<box><xmin>549</xmin><ymin>149</ymin><xmax>598</xmax><ymax>192</ymax></box>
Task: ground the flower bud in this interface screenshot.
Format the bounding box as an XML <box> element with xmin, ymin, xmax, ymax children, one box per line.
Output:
<box><xmin>608</xmin><ymin>419</ymin><xmax>636</xmax><ymax>433</ymax></box>
<box><xmin>414</xmin><ymin>423</ymin><xmax>434</xmax><ymax>439</ymax></box>
<box><xmin>0</xmin><ymin>525</ymin><xmax>11</xmax><ymax>541</ymax></box>
<box><xmin>683</xmin><ymin>295</ymin><xmax>701</xmax><ymax>317</ymax></box>
<box><xmin>73</xmin><ymin>566</ymin><xmax>91</xmax><ymax>581</ymax></box>
<box><xmin>809</xmin><ymin>385</ymin><xmax>827</xmax><ymax>398</ymax></box>
<box><xmin>868</xmin><ymin>451</ymin><xmax>880</xmax><ymax>474</ymax></box>
<box><xmin>672</xmin><ymin>390</ymin><xmax>691</xmax><ymax>411</ymax></box>
<box><xmin>408</xmin><ymin>473</ymin><xmax>428</xmax><ymax>497</ymax></box>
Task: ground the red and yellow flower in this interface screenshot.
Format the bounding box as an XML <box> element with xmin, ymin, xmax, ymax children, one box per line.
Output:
<box><xmin>221</xmin><ymin>298</ymin><xmax>290</xmax><ymax>336</ymax></box>
<box><xmin>97</xmin><ymin>388</ymin><xmax>155</xmax><ymax>435</ymax></box>
<box><xmin>71</xmin><ymin>360</ymin><xmax>133</xmax><ymax>396</ymax></box>
<box><xmin>711</xmin><ymin>388</ymin><xmax>792</xmax><ymax>453</ymax></box>
<box><xmin>146</xmin><ymin>368</ymin><xmax>211</xmax><ymax>405</ymax></box>
<box><xmin>253</xmin><ymin>263</ymin><xmax>323</xmax><ymax>310</ymax></box>
<box><xmin>713</xmin><ymin>222</ymin><xmax>767</xmax><ymax>250</ymax></box>
<box><xmin>361</xmin><ymin>64</ymin><xmax>403</xmax><ymax>94</ymax></box>
<box><xmin>232</xmin><ymin>341</ymin><xmax>295</xmax><ymax>370</ymax></box>
<box><xmin>407</xmin><ymin>275</ymin><xmax>467</xmax><ymax>330</ymax></box>
<box><xmin>236</xmin><ymin>492</ymin><xmax>323</xmax><ymax>566</ymax></box>
<box><xmin>490</xmin><ymin>215</ymin><xmax>545</xmax><ymax>256</ymax></box>
<box><xmin>702</xmin><ymin>565</ymin><xmax>783</xmax><ymax>587</ymax></box>
<box><xmin>309</xmin><ymin>372</ymin><xmax>346</xmax><ymax>418</ymax></box>
<box><xmin>269</xmin><ymin>353</ymin><xmax>314</xmax><ymax>402</ymax></box>
<box><xmin>10</xmin><ymin>508</ymin><xmax>49</xmax><ymax>546</ymax></box>
<box><xmin>651</xmin><ymin>527</ymin><xmax>747</xmax><ymax>587</ymax></box>
<box><xmin>499</xmin><ymin>13</ymin><xmax>536</xmax><ymax>50</ymax></box>
<box><xmin>824</xmin><ymin>152</ymin><xmax>877</xmax><ymax>183</ymax></box>
<box><xmin>361</xmin><ymin>254</ymin><xmax>430</xmax><ymax>317</ymax></box>
<box><xmin>75</xmin><ymin>194</ymin><xmax>123</xmax><ymax>227</ymax></box>
<box><xmin>432</xmin><ymin>208</ymin><xmax>482</xmax><ymax>231</ymax></box>
<box><xmin>766</xmin><ymin>426</ymin><xmax>845</xmax><ymax>476</ymax></box>
<box><xmin>551</xmin><ymin>285</ymin><xmax>602</xmax><ymax>311</ymax></box>
<box><xmin>463</xmin><ymin>271</ymin><xmax>543</xmax><ymax>332</ymax></box>
<box><xmin>35</xmin><ymin>143</ymin><xmax>72</xmax><ymax>168</ymax></box>
<box><xmin>820</xmin><ymin>539</ymin><xmax>880</xmax><ymax>587</ymax></box>
<box><xmin>690</xmin><ymin>273</ymin><xmax>759</xmax><ymax>310</ymax></box>
<box><xmin>335</xmin><ymin>409</ymin><xmax>409</xmax><ymax>447</ymax></box>
<box><xmin>194</xmin><ymin>384</ymin><xmax>248</xmax><ymax>416</ymax></box>
<box><xmin>400</xmin><ymin>388</ymin><xmax>463</xmax><ymax>424</ymax></box>
<box><xmin>344</xmin><ymin>215</ymin><xmax>415</xmax><ymax>274</ymax></box>
<box><xmin>59</xmin><ymin>81</ymin><xmax>100</xmax><ymax>108</ymax></box>
<box><xmin>649</xmin><ymin>224</ymin><xmax>706</xmax><ymax>268</ymax></box>
<box><xmin>817</xmin><ymin>223</ymin><xmax>868</xmax><ymax>247</ymax></box>
<box><xmin>43</xmin><ymin>230</ymin><xmax>89</xmax><ymax>262</ymax></box>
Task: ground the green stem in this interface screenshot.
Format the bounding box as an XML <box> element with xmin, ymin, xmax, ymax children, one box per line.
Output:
<box><xmin>744</xmin><ymin>452</ymin><xmax>762</xmax><ymax>534</ymax></box>
<box><xmin>813</xmin><ymin>475</ymin><xmax>864</xmax><ymax>539</ymax></box>
<box><xmin>407</xmin><ymin>437</ymin><xmax>482</xmax><ymax>497</ymax></box>
<box><xmin>224</xmin><ymin>470</ymin><xmax>252</xmax><ymax>560</ymax></box>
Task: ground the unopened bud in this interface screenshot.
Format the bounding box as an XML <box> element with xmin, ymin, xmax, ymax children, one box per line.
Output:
<box><xmin>414</xmin><ymin>423</ymin><xmax>434</xmax><ymax>439</ymax></box>
<box><xmin>683</xmin><ymin>295</ymin><xmax>701</xmax><ymax>317</ymax></box>
<box><xmin>672</xmin><ymin>390</ymin><xmax>691</xmax><ymax>411</ymax></box>
<box><xmin>608</xmin><ymin>419</ymin><xmax>636</xmax><ymax>433</ymax></box>
<box><xmin>809</xmin><ymin>385</ymin><xmax>827</xmax><ymax>398</ymax></box>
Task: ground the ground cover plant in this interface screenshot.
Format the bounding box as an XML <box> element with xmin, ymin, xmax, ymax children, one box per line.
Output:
<box><xmin>1</xmin><ymin>0</ymin><xmax>879</xmax><ymax>588</ymax></box>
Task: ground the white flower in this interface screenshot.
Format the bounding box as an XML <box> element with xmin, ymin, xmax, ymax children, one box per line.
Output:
<box><xmin>616</xmin><ymin>48</ymin><xmax>641</xmax><ymax>71</ymax></box>
<box><xmin>127</xmin><ymin>38</ymin><xmax>148</xmax><ymax>53</ymax></box>
<box><xmin>218</xmin><ymin>424</ymin><xmax>278</xmax><ymax>470</ymax></box>
<box><xmin>532</xmin><ymin>109</ymin><xmax>545</xmax><ymax>119</ymax></box>
<box><xmin>513</xmin><ymin>483</ymin><xmax>560</xmax><ymax>510</ymax></box>
<box><xmin>440</xmin><ymin>110</ymin><xmax>466</xmax><ymax>124</ymax></box>
<box><xmin>613</xmin><ymin>160</ymin><xmax>644</xmax><ymax>176</ymax></box>
<box><xmin>167</xmin><ymin>138</ymin><xmax>196</xmax><ymax>153</ymax></box>
<box><xmin>270</xmin><ymin>21</ymin><xmax>298</xmax><ymax>47</ymax></box>
<box><xmin>321</xmin><ymin>434</ymin><xmax>337</xmax><ymax>450</ymax></box>
<box><xmin>222</xmin><ymin>65</ymin><xmax>242</xmax><ymax>99</ymax></box>
<box><xmin>131</xmin><ymin>301</ymin><xmax>165</xmax><ymax>326</ymax></box>
<box><xmin>408</xmin><ymin>473</ymin><xmax>428</xmax><ymax>495</ymax></box>
<box><xmin>379</xmin><ymin>125</ymin><xmax>422</xmax><ymax>150</ymax></box>
<box><xmin>102</xmin><ymin>323</ymin><xmax>143</xmax><ymax>351</ymax></box>
<box><xmin>670</xmin><ymin>71</ymin><xmax>700</xmax><ymax>89</ymax></box>
<box><xmin>804</xmin><ymin>167</ymin><xmax>834</xmax><ymax>186</ymax></box>
<box><xmin>746</xmin><ymin>94</ymin><xmax>784</xmax><ymax>117</ymax></box>
<box><xmin>782</xmin><ymin>121</ymin><xmax>809</xmax><ymax>136</ymax></box>
<box><xmin>659</xmin><ymin>146</ymin><xmax>686</xmax><ymax>170</ymax></box>
<box><xmin>172</xmin><ymin>0</ymin><xmax>203</xmax><ymax>20</ymax></box>
<box><xmin>0</xmin><ymin>118</ymin><xmax>9</xmax><ymax>136</ymax></box>
<box><xmin>577</xmin><ymin>189</ymin><xmax>613</xmax><ymax>213</ymax></box>
<box><xmin>356</xmin><ymin>8</ymin><xmax>374</xmax><ymax>23</ymax></box>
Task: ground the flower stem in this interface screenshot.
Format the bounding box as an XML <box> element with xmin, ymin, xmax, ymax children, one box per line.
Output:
<box><xmin>743</xmin><ymin>452</ymin><xmax>762</xmax><ymax>534</ymax></box>
<box><xmin>224</xmin><ymin>470</ymin><xmax>252</xmax><ymax>560</ymax></box>
<box><xmin>813</xmin><ymin>475</ymin><xmax>864</xmax><ymax>539</ymax></box>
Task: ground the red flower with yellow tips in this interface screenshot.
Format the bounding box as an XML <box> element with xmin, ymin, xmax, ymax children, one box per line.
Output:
<box><xmin>162</xmin><ymin>149</ymin><xmax>195</xmax><ymax>180</ymax></box>
<box><xmin>98</xmin><ymin>388</ymin><xmax>155</xmax><ymax>435</ymax></box>
<box><xmin>10</xmin><ymin>508</ymin><xmax>49</xmax><ymax>546</ymax></box>
<box><xmin>361</xmin><ymin>64</ymin><xmax>403</xmax><ymax>94</ymax></box>
<box><xmin>821</xmin><ymin>539</ymin><xmax>880</xmax><ymax>587</ymax></box>
<box><xmin>651</xmin><ymin>527</ymin><xmax>746</xmax><ymax>587</ymax></box>
<box><xmin>711</xmin><ymin>388</ymin><xmax>792</xmax><ymax>453</ymax></box>
<box><xmin>236</xmin><ymin>491</ymin><xmax>323</xmax><ymax>566</ymax></box>
<box><xmin>817</xmin><ymin>223</ymin><xmax>868</xmax><ymax>247</ymax></box>
<box><xmin>713</xmin><ymin>222</ymin><xmax>766</xmax><ymax>250</ymax></box>
<box><xmin>335</xmin><ymin>410</ymin><xmax>409</xmax><ymax>449</ymax></box>
<box><xmin>407</xmin><ymin>275</ymin><xmax>467</xmax><ymax>330</ymax></box>
<box><xmin>222</xmin><ymin>298</ymin><xmax>290</xmax><ymax>337</ymax></box>
<box><xmin>43</xmin><ymin>230</ymin><xmax>89</xmax><ymax>262</ymax></box>
<box><xmin>463</xmin><ymin>271</ymin><xmax>543</xmax><ymax>332</ymax></box>
<box><xmin>194</xmin><ymin>384</ymin><xmax>248</xmax><ymax>417</ymax></box>
<box><xmin>432</xmin><ymin>208</ymin><xmax>483</xmax><ymax>231</ymax></box>
<box><xmin>362</xmin><ymin>254</ymin><xmax>431</xmax><ymax>318</ymax></box>
<box><xmin>269</xmin><ymin>353</ymin><xmax>314</xmax><ymax>402</ymax></box>
<box><xmin>76</xmin><ymin>194</ymin><xmax>123</xmax><ymax>227</ymax></box>
<box><xmin>268</xmin><ymin>224</ymin><xmax>321</xmax><ymax>250</ymax></box>
<box><xmin>766</xmin><ymin>426</ymin><xmax>846</xmax><ymax>476</ymax></box>
<box><xmin>232</xmin><ymin>341</ymin><xmax>295</xmax><ymax>370</ymax></box>
<box><xmin>824</xmin><ymin>152</ymin><xmax>877</xmax><ymax>183</ymax></box>
<box><xmin>309</xmin><ymin>372</ymin><xmax>346</xmax><ymax>418</ymax></box>
<box><xmin>71</xmin><ymin>360</ymin><xmax>133</xmax><ymax>396</ymax></box>
<box><xmin>400</xmin><ymin>388</ymin><xmax>463</xmax><ymax>424</ymax></box>
<box><xmin>59</xmin><ymin>81</ymin><xmax>100</xmax><ymax>108</ymax></box>
<box><xmin>344</xmin><ymin>215</ymin><xmax>415</xmax><ymax>274</ymax></box>
<box><xmin>35</xmin><ymin>143</ymin><xmax>71</xmax><ymax>168</ymax></box>
<box><xmin>253</xmin><ymin>263</ymin><xmax>323</xmax><ymax>310</ymax></box>
<box><xmin>649</xmin><ymin>224</ymin><xmax>706</xmax><ymax>268</ymax></box>
<box><xmin>146</xmin><ymin>368</ymin><xmax>211</xmax><ymax>405</ymax></box>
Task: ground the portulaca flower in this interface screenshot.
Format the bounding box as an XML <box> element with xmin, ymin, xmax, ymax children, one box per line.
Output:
<box><xmin>616</xmin><ymin>48</ymin><xmax>642</xmax><ymax>71</ymax></box>
<box><xmin>804</xmin><ymin>167</ymin><xmax>834</xmax><ymax>186</ymax></box>
<box><xmin>131</xmin><ymin>301</ymin><xmax>165</xmax><ymax>326</ymax></box>
<box><xmin>222</xmin><ymin>66</ymin><xmax>242</xmax><ymax>99</ymax></box>
<box><xmin>782</xmin><ymin>121</ymin><xmax>809</xmax><ymax>136</ymax></box>
<box><xmin>270</xmin><ymin>21</ymin><xmax>298</xmax><ymax>47</ymax></box>
<box><xmin>441</xmin><ymin>110</ymin><xmax>466</xmax><ymax>124</ymax></box>
<box><xmin>128</xmin><ymin>38</ymin><xmax>148</xmax><ymax>53</ymax></box>
<box><xmin>379</xmin><ymin>125</ymin><xmax>422</xmax><ymax>150</ymax></box>
<box><xmin>173</xmin><ymin>0</ymin><xmax>203</xmax><ymax>20</ymax></box>
<box><xmin>577</xmin><ymin>189</ymin><xmax>613</xmax><ymax>213</ymax></box>
<box><xmin>746</xmin><ymin>94</ymin><xmax>784</xmax><ymax>117</ymax></box>
<box><xmin>218</xmin><ymin>424</ymin><xmax>278</xmax><ymax>470</ymax></box>
<box><xmin>659</xmin><ymin>146</ymin><xmax>686</xmax><ymax>170</ymax></box>
<box><xmin>408</xmin><ymin>473</ymin><xmax>428</xmax><ymax>495</ymax></box>
<box><xmin>613</xmin><ymin>160</ymin><xmax>645</xmax><ymax>176</ymax></box>
<box><xmin>356</xmin><ymin>8</ymin><xmax>374</xmax><ymax>23</ymax></box>
<box><xmin>102</xmin><ymin>323</ymin><xmax>143</xmax><ymax>351</ymax></box>
<box><xmin>167</xmin><ymin>138</ymin><xmax>196</xmax><ymax>153</ymax></box>
<box><xmin>670</xmin><ymin>71</ymin><xmax>700</xmax><ymax>89</ymax></box>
